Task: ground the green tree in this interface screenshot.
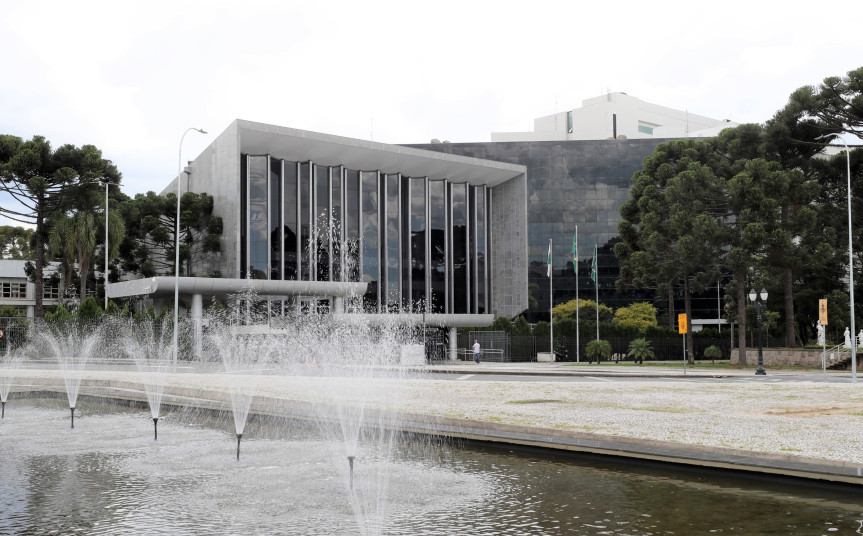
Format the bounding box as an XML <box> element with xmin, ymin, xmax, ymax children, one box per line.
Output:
<box><xmin>512</xmin><ymin>316</ymin><xmax>531</xmax><ymax>336</ymax></box>
<box><xmin>0</xmin><ymin>135</ymin><xmax>120</xmax><ymax>317</ymax></box>
<box><xmin>626</xmin><ymin>338</ymin><xmax>654</xmax><ymax>364</ymax></box>
<box><xmin>613</xmin><ymin>302</ymin><xmax>657</xmax><ymax>333</ymax></box>
<box><xmin>120</xmin><ymin>191</ymin><xmax>222</xmax><ymax>277</ymax></box>
<box><xmin>616</xmin><ymin>139</ymin><xmax>726</xmax><ymax>363</ymax></box>
<box><xmin>552</xmin><ymin>298</ymin><xmax>613</xmax><ymax>327</ymax></box>
<box><xmin>0</xmin><ymin>226</ymin><xmax>34</xmax><ymax>259</ymax></box>
<box><xmin>491</xmin><ymin>316</ymin><xmax>514</xmax><ymax>333</ymax></box>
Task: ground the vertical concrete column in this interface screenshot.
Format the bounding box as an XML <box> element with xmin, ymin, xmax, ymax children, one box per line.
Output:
<box><xmin>191</xmin><ymin>293</ymin><xmax>203</xmax><ymax>360</ymax></box>
<box><xmin>334</xmin><ymin>296</ymin><xmax>344</xmax><ymax>314</ymax></box>
<box><xmin>449</xmin><ymin>327</ymin><xmax>458</xmax><ymax>361</ymax></box>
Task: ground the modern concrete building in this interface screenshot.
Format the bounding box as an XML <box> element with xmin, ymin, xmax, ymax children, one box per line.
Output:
<box><xmin>491</xmin><ymin>92</ymin><xmax>737</xmax><ymax>143</ymax></box>
<box><xmin>111</xmin><ymin>120</ymin><xmax>529</xmax><ymax>328</ymax></box>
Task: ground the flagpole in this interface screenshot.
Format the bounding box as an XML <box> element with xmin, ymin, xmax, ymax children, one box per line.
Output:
<box><xmin>574</xmin><ymin>226</ymin><xmax>580</xmax><ymax>362</ymax></box>
<box><xmin>594</xmin><ymin>244</ymin><xmax>599</xmax><ymax>341</ymax></box>
<box><xmin>549</xmin><ymin>238</ymin><xmax>553</xmax><ymax>360</ymax></box>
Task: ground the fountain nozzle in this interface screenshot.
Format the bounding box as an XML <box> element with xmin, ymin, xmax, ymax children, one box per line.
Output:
<box><xmin>348</xmin><ymin>455</ymin><xmax>355</xmax><ymax>490</ymax></box>
<box><xmin>1</xmin><ymin>400</ymin><xmax>5</xmax><ymax>419</ymax></box>
<box><xmin>153</xmin><ymin>417</ymin><xmax>159</xmax><ymax>440</ymax></box>
<box><xmin>70</xmin><ymin>406</ymin><xmax>75</xmax><ymax>429</ymax></box>
<box><xmin>237</xmin><ymin>433</ymin><xmax>243</xmax><ymax>461</ymax></box>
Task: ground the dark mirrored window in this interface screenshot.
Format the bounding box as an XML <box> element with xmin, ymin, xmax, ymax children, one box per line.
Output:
<box><xmin>429</xmin><ymin>180</ymin><xmax>446</xmax><ymax>313</ymax></box>
<box><xmin>410</xmin><ymin>177</ymin><xmax>426</xmax><ymax>310</ymax></box>
<box><xmin>283</xmin><ymin>160</ymin><xmax>298</xmax><ymax>280</ymax></box>
<box><xmin>248</xmin><ymin>156</ymin><xmax>268</xmax><ymax>279</ymax></box>
<box><xmin>361</xmin><ymin>171</ymin><xmax>378</xmax><ymax>310</ymax></box>
<box><xmin>269</xmin><ymin>157</ymin><xmax>281</xmax><ymax>281</ymax></box>
<box><xmin>300</xmin><ymin>163</ymin><xmax>311</xmax><ymax>280</ymax></box>
<box><xmin>451</xmin><ymin>182</ymin><xmax>467</xmax><ymax>314</ymax></box>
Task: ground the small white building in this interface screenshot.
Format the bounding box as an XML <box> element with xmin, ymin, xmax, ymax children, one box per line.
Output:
<box><xmin>491</xmin><ymin>92</ymin><xmax>738</xmax><ymax>142</ymax></box>
<box><xmin>0</xmin><ymin>260</ymin><xmax>60</xmax><ymax>318</ymax></box>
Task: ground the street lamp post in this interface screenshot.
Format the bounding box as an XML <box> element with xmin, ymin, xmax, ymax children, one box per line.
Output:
<box><xmin>101</xmin><ymin>178</ymin><xmax>110</xmax><ymax>310</ymax></box>
<box><xmin>173</xmin><ymin>127</ymin><xmax>207</xmax><ymax>372</ymax></box>
<box><xmin>816</xmin><ymin>134</ymin><xmax>856</xmax><ymax>383</ymax></box>
<box><xmin>749</xmin><ymin>288</ymin><xmax>768</xmax><ymax>376</ymax></box>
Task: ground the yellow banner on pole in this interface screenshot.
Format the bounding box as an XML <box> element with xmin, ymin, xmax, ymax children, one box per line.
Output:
<box><xmin>678</xmin><ymin>313</ymin><xmax>688</xmax><ymax>334</ymax></box>
<box><xmin>819</xmin><ymin>299</ymin><xmax>828</xmax><ymax>325</ymax></box>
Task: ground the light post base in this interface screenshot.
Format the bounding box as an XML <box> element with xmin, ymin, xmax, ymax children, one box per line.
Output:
<box><xmin>755</xmin><ymin>365</ymin><xmax>766</xmax><ymax>375</ymax></box>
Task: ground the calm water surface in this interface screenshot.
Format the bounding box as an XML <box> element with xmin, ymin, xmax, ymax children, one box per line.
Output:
<box><xmin>1</xmin><ymin>397</ymin><xmax>862</xmax><ymax>535</ymax></box>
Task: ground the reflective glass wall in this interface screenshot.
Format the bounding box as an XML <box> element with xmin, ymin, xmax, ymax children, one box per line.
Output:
<box><xmin>241</xmin><ymin>155</ymin><xmax>493</xmax><ymax>314</ymax></box>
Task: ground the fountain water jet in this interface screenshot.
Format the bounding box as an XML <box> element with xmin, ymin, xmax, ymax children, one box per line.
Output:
<box><xmin>37</xmin><ymin>320</ymin><xmax>103</xmax><ymax>428</ymax></box>
<box><xmin>0</xmin><ymin>349</ymin><xmax>26</xmax><ymax>418</ymax></box>
<box><xmin>123</xmin><ymin>316</ymin><xmax>176</xmax><ymax>440</ymax></box>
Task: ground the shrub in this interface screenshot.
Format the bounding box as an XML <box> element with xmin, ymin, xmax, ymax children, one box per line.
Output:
<box><xmin>585</xmin><ymin>339</ymin><xmax>612</xmax><ymax>363</ymax></box>
<box><xmin>703</xmin><ymin>345</ymin><xmax>722</xmax><ymax>362</ymax></box>
<box><xmin>627</xmin><ymin>338</ymin><xmax>655</xmax><ymax>364</ymax></box>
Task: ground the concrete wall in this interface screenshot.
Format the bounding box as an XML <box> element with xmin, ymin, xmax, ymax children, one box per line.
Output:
<box><xmin>742</xmin><ymin>348</ymin><xmax>838</xmax><ymax>368</ymax></box>
<box><xmin>490</xmin><ymin>173</ymin><xmax>529</xmax><ymax>318</ymax></box>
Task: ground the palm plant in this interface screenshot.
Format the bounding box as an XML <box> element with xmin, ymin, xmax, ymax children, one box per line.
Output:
<box><xmin>585</xmin><ymin>339</ymin><xmax>612</xmax><ymax>364</ymax></box>
<box><xmin>627</xmin><ymin>338</ymin><xmax>655</xmax><ymax>365</ymax></box>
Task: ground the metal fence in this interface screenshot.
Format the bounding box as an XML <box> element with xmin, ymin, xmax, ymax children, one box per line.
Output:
<box><xmin>0</xmin><ymin>317</ymin><xmax>30</xmax><ymax>355</ymax></box>
<box><xmin>454</xmin><ymin>332</ymin><xmax>734</xmax><ymax>363</ymax></box>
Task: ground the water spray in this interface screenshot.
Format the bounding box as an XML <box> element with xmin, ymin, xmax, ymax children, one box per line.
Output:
<box><xmin>70</xmin><ymin>406</ymin><xmax>75</xmax><ymax>429</ymax></box>
<box><xmin>153</xmin><ymin>417</ymin><xmax>159</xmax><ymax>440</ymax></box>
<box><xmin>236</xmin><ymin>433</ymin><xmax>243</xmax><ymax>460</ymax></box>
<box><xmin>348</xmin><ymin>455</ymin><xmax>355</xmax><ymax>490</ymax></box>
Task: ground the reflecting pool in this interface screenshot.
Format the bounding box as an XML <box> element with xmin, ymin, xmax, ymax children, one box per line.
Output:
<box><xmin>1</xmin><ymin>398</ymin><xmax>862</xmax><ymax>535</ymax></box>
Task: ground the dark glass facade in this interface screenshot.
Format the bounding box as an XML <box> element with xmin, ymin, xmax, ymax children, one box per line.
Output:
<box><xmin>407</xmin><ymin>139</ymin><xmax>668</xmax><ymax>318</ymax></box>
<box><xmin>241</xmin><ymin>155</ymin><xmax>493</xmax><ymax>314</ymax></box>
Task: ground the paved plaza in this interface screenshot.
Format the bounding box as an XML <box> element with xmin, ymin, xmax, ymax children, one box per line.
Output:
<box><xmin>5</xmin><ymin>361</ymin><xmax>863</xmax><ymax>484</ymax></box>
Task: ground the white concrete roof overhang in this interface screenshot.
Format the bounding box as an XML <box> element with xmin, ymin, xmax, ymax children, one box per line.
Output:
<box><xmin>107</xmin><ymin>277</ymin><xmax>367</xmax><ymax>300</ymax></box>
<box><xmin>332</xmin><ymin>313</ymin><xmax>494</xmax><ymax>328</ymax></box>
<box><xmin>237</xmin><ymin>120</ymin><xmax>526</xmax><ymax>187</ymax></box>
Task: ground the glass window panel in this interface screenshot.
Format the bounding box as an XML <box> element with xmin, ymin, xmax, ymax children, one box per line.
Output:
<box><xmin>344</xmin><ymin>170</ymin><xmax>360</xmax><ymax>282</ymax></box>
<box><xmin>283</xmin><ymin>161</ymin><xmax>298</xmax><ymax>280</ymax></box>
<box><xmin>410</xmin><ymin>177</ymin><xmax>426</xmax><ymax>310</ymax></box>
<box><xmin>386</xmin><ymin>174</ymin><xmax>400</xmax><ymax>311</ymax></box>
<box><xmin>248</xmin><ymin>156</ymin><xmax>268</xmax><ymax>279</ymax></box>
<box><xmin>451</xmin><ymin>183</ymin><xmax>467</xmax><ymax>314</ymax></box>
<box><xmin>300</xmin><ymin>163</ymin><xmax>311</xmax><ymax>280</ymax></box>
<box><xmin>361</xmin><ymin>171</ymin><xmax>379</xmax><ymax>310</ymax></box>
<box><xmin>331</xmin><ymin>166</ymin><xmax>342</xmax><ymax>281</ymax></box>
<box><xmin>315</xmin><ymin>164</ymin><xmax>329</xmax><ymax>281</ymax></box>
<box><xmin>475</xmin><ymin>186</ymin><xmax>486</xmax><ymax>313</ymax></box>
<box><xmin>269</xmin><ymin>157</ymin><xmax>281</xmax><ymax>281</ymax></box>
<box><xmin>429</xmin><ymin>180</ymin><xmax>446</xmax><ymax>313</ymax></box>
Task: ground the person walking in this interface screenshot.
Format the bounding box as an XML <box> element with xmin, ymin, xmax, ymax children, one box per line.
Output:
<box><xmin>473</xmin><ymin>339</ymin><xmax>481</xmax><ymax>364</ymax></box>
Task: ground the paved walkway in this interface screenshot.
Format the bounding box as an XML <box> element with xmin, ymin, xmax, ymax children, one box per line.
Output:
<box><xmin>5</xmin><ymin>362</ymin><xmax>863</xmax><ymax>486</ymax></box>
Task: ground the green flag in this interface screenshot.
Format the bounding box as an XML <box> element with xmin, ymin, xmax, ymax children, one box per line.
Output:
<box><xmin>590</xmin><ymin>244</ymin><xmax>597</xmax><ymax>283</ymax></box>
<box><xmin>571</xmin><ymin>230</ymin><xmax>578</xmax><ymax>274</ymax></box>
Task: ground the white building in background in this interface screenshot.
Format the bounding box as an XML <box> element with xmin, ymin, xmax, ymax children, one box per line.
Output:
<box><xmin>491</xmin><ymin>92</ymin><xmax>738</xmax><ymax>142</ymax></box>
<box><xmin>0</xmin><ymin>260</ymin><xmax>60</xmax><ymax>318</ymax></box>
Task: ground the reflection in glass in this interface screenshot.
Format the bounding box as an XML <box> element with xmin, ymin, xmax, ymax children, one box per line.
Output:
<box><xmin>385</xmin><ymin>174</ymin><xmax>400</xmax><ymax>311</ymax></box>
<box><xmin>361</xmin><ymin>171</ymin><xmax>379</xmax><ymax>310</ymax></box>
<box><xmin>300</xmin><ymin>163</ymin><xmax>311</xmax><ymax>280</ymax></box>
<box><xmin>410</xmin><ymin>177</ymin><xmax>426</xmax><ymax>310</ymax></box>
<box><xmin>269</xmin><ymin>157</ymin><xmax>281</xmax><ymax>280</ymax></box>
<box><xmin>283</xmin><ymin>161</ymin><xmax>298</xmax><ymax>280</ymax></box>
<box><xmin>315</xmin><ymin>165</ymin><xmax>330</xmax><ymax>281</ymax></box>
<box><xmin>344</xmin><ymin>170</ymin><xmax>360</xmax><ymax>282</ymax></box>
<box><xmin>331</xmin><ymin>166</ymin><xmax>342</xmax><ymax>282</ymax></box>
<box><xmin>474</xmin><ymin>186</ymin><xmax>486</xmax><ymax>313</ymax></box>
<box><xmin>451</xmin><ymin>183</ymin><xmax>467</xmax><ymax>314</ymax></box>
<box><xmin>429</xmin><ymin>180</ymin><xmax>446</xmax><ymax>313</ymax></box>
<box><xmin>248</xmin><ymin>156</ymin><xmax>268</xmax><ymax>280</ymax></box>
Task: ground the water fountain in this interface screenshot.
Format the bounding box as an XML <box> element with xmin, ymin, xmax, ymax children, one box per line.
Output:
<box><xmin>204</xmin><ymin>297</ymin><xmax>275</xmax><ymax>461</ymax></box>
<box><xmin>37</xmin><ymin>320</ymin><xmax>103</xmax><ymax>428</ymax></box>
<box><xmin>124</xmin><ymin>317</ymin><xmax>175</xmax><ymax>440</ymax></box>
<box><xmin>0</xmin><ymin>349</ymin><xmax>25</xmax><ymax>418</ymax></box>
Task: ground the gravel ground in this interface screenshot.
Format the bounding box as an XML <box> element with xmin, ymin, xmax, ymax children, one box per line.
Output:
<box><xmin>7</xmin><ymin>367</ymin><xmax>863</xmax><ymax>466</ymax></box>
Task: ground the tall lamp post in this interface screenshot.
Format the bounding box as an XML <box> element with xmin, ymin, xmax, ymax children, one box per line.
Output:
<box><xmin>817</xmin><ymin>134</ymin><xmax>856</xmax><ymax>383</ymax></box>
<box><xmin>100</xmin><ymin>177</ymin><xmax>110</xmax><ymax>310</ymax></box>
<box><xmin>173</xmin><ymin>127</ymin><xmax>207</xmax><ymax>372</ymax></box>
<box><xmin>749</xmin><ymin>288</ymin><xmax>768</xmax><ymax>376</ymax></box>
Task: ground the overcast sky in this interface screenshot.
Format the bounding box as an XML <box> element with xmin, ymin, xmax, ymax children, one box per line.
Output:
<box><xmin>1</xmin><ymin>0</ymin><xmax>861</xmax><ymax>227</ymax></box>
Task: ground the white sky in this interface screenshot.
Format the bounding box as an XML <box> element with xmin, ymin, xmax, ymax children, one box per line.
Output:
<box><xmin>1</xmin><ymin>0</ymin><xmax>861</xmax><ymax>227</ymax></box>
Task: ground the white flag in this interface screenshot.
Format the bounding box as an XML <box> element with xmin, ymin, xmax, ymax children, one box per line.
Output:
<box><xmin>547</xmin><ymin>240</ymin><xmax>552</xmax><ymax>277</ymax></box>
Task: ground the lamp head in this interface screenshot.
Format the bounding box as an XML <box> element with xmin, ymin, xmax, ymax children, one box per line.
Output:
<box><xmin>748</xmin><ymin>289</ymin><xmax>756</xmax><ymax>303</ymax></box>
<box><xmin>760</xmin><ymin>288</ymin><xmax>768</xmax><ymax>302</ymax></box>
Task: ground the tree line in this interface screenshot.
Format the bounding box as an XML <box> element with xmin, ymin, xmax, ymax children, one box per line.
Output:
<box><xmin>0</xmin><ymin>135</ymin><xmax>221</xmax><ymax>317</ymax></box>
<box><xmin>615</xmin><ymin>67</ymin><xmax>862</xmax><ymax>362</ymax></box>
